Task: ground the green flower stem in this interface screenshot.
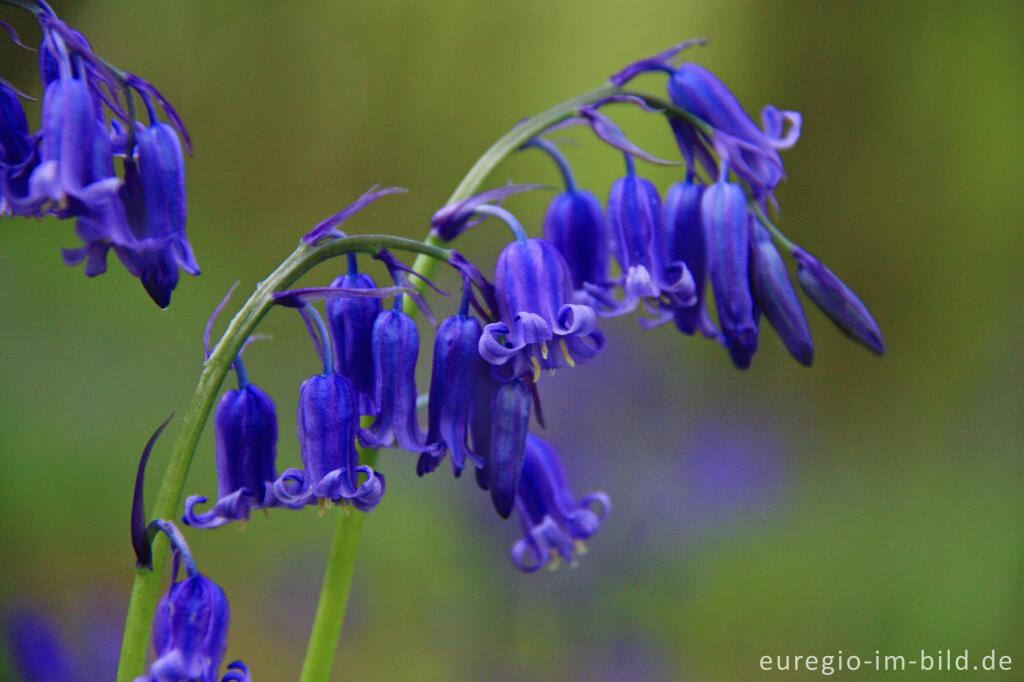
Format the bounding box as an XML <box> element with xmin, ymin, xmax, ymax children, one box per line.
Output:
<box><xmin>115</xmin><ymin>235</ymin><xmax>450</xmax><ymax>682</ymax></box>
<box><xmin>297</xmin><ymin>445</ymin><xmax>377</xmax><ymax>682</ymax></box>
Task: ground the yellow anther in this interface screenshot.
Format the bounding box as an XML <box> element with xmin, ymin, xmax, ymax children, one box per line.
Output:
<box><xmin>324</xmin><ymin>498</ymin><xmax>334</xmax><ymax>510</ymax></box>
<box><xmin>548</xmin><ymin>555</ymin><xmax>561</xmax><ymax>571</ymax></box>
<box><xmin>531</xmin><ymin>356</ymin><xmax>542</xmax><ymax>383</ymax></box>
<box><xmin>317</xmin><ymin>498</ymin><xmax>326</xmax><ymax>517</ymax></box>
<box><xmin>574</xmin><ymin>540</ymin><xmax>588</xmax><ymax>556</ymax></box>
<box><xmin>560</xmin><ymin>339</ymin><xmax>575</xmax><ymax>367</ymax></box>
<box><xmin>540</xmin><ymin>341</ymin><xmax>549</xmax><ymax>360</ymax></box>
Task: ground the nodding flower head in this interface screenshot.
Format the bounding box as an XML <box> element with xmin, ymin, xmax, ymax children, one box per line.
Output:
<box><xmin>420</xmin><ymin>310</ymin><xmax>487</xmax><ymax>477</ymax></box>
<box><xmin>147</xmin><ymin>573</ymin><xmax>230</xmax><ymax>682</ymax></box>
<box><xmin>358</xmin><ymin>304</ymin><xmax>433</xmax><ymax>454</ymax></box>
<box><xmin>106</xmin><ymin>122</ymin><xmax>199</xmax><ymax>308</ymax></box>
<box><xmin>137</xmin><ymin>520</ymin><xmax>249</xmax><ymax>682</ymax></box>
<box><xmin>702</xmin><ymin>181</ymin><xmax>758</xmax><ymax>368</ymax></box>
<box><xmin>271</xmin><ymin>303</ymin><xmax>386</xmax><ymax>513</ymax></box>
<box><xmin>275</xmin><ymin>371</ymin><xmax>385</xmax><ymax>512</ymax></box>
<box><xmin>605</xmin><ymin>161</ymin><xmax>697</xmax><ymax>320</ymax></box>
<box><xmin>510</xmin><ymin>435</ymin><xmax>610</xmax><ymax>573</ymax></box>
<box><xmin>664</xmin><ymin>179</ymin><xmax>713</xmax><ymax>336</ymax></box>
<box><xmin>543</xmin><ymin>188</ymin><xmax>610</xmax><ymax>301</ymax></box>
<box><xmin>184</xmin><ymin>361</ymin><xmax>285</xmax><ymax>529</ymax></box>
<box><xmin>0</xmin><ymin>84</ymin><xmax>41</xmax><ymax>217</ymax></box>
<box><xmin>667</xmin><ymin>63</ymin><xmax>800</xmax><ymax>197</ymax></box>
<box><xmin>479</xmin><ymin>237</ymin><xmax>604</xmax><ymax>382</ymax></box>
<box><xmin>31</xmin><ymin>72</ymin><xmax>119</xmax><ymax>210</ymax></box>
<box><xmin>326</xmin><ymin>262</ymin><xmax>382</xmax><ymax>416</ymax></box>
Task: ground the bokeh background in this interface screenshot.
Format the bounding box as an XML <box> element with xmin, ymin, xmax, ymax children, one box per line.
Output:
<box><xmin>1</xmin><ymin>1</ymin><xmax>1022</xmax><ymax>680</ymax></box>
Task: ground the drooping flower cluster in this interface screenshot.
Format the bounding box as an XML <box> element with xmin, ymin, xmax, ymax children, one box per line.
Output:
<box><xmin>179</xmin><ymin>41</ymin><xmax>884</xmax><ymax>582</ymax></box>
<box><xmin>0</xmin><ymin>3</ymin><xmax>196</xmax><ymax>307</ymax></box>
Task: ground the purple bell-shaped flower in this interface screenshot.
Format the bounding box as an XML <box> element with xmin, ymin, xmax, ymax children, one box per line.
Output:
<box><xmin>606</xmin><ymin>156</ymin><xmax>696</xmax><ymax>317</ymax></box>
<box><xmin>510</xmin><ymin>435</ymin><xmax>610</xmax><ymax>572</ymax></box>
<box><xmin>184</xmin><ymin>358</ymin><xmax>285</xmax><ymax>529</ymax></box>
<box><xmin>479</xmin><ymin>235</ymin><xmax>604</xmax><ymax>382</ymax></box>
<box><xmin>273</xmin><ymin>305</ymin><xmax>385</xmax><ymax>512</ymax></box>
<box><xmin>359</xmin><ymin>301</ymin><xmax>432</xmax><ymax>454</ymax></box>
<box><xmin>136</xmin><ymin>520</ymin><xmax>249</xmax><ymax>682</ymax></box>
<box><xmin>702</xmin><ymin>180</ymin><xmax>759</xmax><ymax>368</ymax></box>
<box><xmin>419</xmin><ymin>297</ymin><xmax>487</xmax><ymax>476</ymax></box>
<box><xmin>326</xmin><ymin>255</ymin><xmax>382</xmax><ymax>416</ymax></box>
<box><xmin>664</xmin><ymin>178</ymin><xmax>712</xmax><ymax>336</ymax></box>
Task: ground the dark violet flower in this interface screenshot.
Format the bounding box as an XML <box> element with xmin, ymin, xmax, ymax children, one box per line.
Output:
<box><xmin>605</xmin><ymin>159</ymin><xmax>696</xmax><ymax>317</ymax></box>
<box><xmin>510</xmin><ymin>434</ymin><xmax>610</xmax><ymax>573</ymax></box>
<box><xmin>525</xmin><ymin>135</ymin><xmax>611</xmax><ymax>303</ymax></box>
<box><xmin>666</xmin><ymin>63</ymin><xmax>800</xmax><ymax>197</ymax></box>
<box><xmin>359</xmin><ymin>305</ymin><xmax>433</xmax><ymax>454</ymax></box>
<box><xmin>0</xmin><ymin>83</ymin><xmax>43</xmax><ymax>217</ymax></box>
<box><xmin>419</xmin><ymin>309</ymin><xmax>487</xmax><ymax>476</ymax></box>
<box><xmin>543</xmin><ymin>189</ymin><xmax>610</xmax><ymax>302</ymax></box>
<box><xmin>275</xmin><ymin>372</ymin><xmax>386</xmax><ymax>512</ymax></box>
<box><xmin>792</xmin><ymin>246</ymin><xmax>885</xmax><ymax>355</ymax></box>
<box><xmin>702</xmin><ymin>181</ymin><xmax>758</xmax><ymax>368</ymax></box>
<box><xmin>271</xmin><ymin>304</ymin><xmax>385</xmax><ymax>512</ymax></box>
<box><xmin>184</xmin><ymin>361</ymin><xmax>286</xmax><ymax>529</ymax></box>
<box><xmin>110</xmin><ymin>122</ymin><xmax>199</xmax><ymax>308</ymax></box>
<box><xmin>136</xmin><ymin>521</ymin><xmax>249</xmax><ymax>682</ymax></box>
<box><xmin>664</xmin><ymin>179</ymin><xmax>712</xmax><ymax>335</ymax></box>
<box><xmin>29</xmin><ymin>73</ymin><xmax>120</xmax><ymax>211</ymax></box>
<box><xmin>750</xmin><ymin>222</ymin><xmax>814</xmax><ymax>365</ymax></box>
<box><xmin>485</xmin><ymin>378</ymin><xmax>532</xmax><ymax>519</ymax></box>
<box><xmin>478</xmin><ymin>237</ymin><xmax>604</xmax><ymax>382</ymax></box>
<box><xmin>326</xmin><ymin>257</ymin><xmax>381</xmax><ymax>416</ymax></box>
<box><xmin>146</xmin><ymin>574</ymin><xmax>230</xmax><ymax>682</ymax></box>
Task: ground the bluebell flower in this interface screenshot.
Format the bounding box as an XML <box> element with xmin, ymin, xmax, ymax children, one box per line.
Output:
<box><xmin>29</xmin><ymin>72</ymin><xmax>120</xmax><ymax>214</ymax></box>
<box><xmin>610</xmin><ymin>42</ymin><xmax>800</xmax><ymax>200</ymax></box>
<box><xmin>0</xmin><ymin>83</ymin><xmax>43</xmax><ymax>217</ymax></box>
<box><xmin>792</xmin><ymin>246</ymin><xmax>885</xmax><ymax>355</ymax></box>
<box><xmin>326</xmin><ymin>256</ymin><xmax>382</xmax><ymax>416</ymax></box>
<box><xmin>604</xmin><ymin>157</ymin><xmax>696</xmax><ymax>321</ymax></box>
<box><xmin>524</xmin><ymin>136</ymin><xmax>611</xmax><ymax>305</ymax></box>
<box><xmin>184</xmin><ymin>360</ymin><xmax>287</xmax><ymax>529</ymax></box>
<box><xmin>664</xmin><ymin>178</ymin><xmax>712</xmax><ymax>335</ymax></box>
<box><xmin>750</xmin><ymin>222</ymin><xmax>814</xmax><ymax>365</ymax></box>
<box><xmin>667</xmin><ymin>63</ymin><xmax>800</xmax><ymax>197</ymax></box>
<box><xmin>419</xmin><ymin>306</ymin><xmax>487</xmax><ymax>476</ymax></box>
<box><xmin>544</xmin><ymin>189</ymin><xmax>608</xmax><ymax>295</ymax></box>
<box><xmin>702</xmin><ymin>180</ymin><xmax>758</xmax><ymax>368</ymax></box>
<box><xmin>358</xmin><ymin>302</ymin><xmax>433</xmax><ymax>454</ymax></box>
<box><xmin>478</xmin><ymin>237</ymin><xmax>604</xmax><ymax>382</ymax></box>
<box><xmin>276</xmin><ymin>370</ymin><xmax>386</xmax><ymax>512</ymax></box>
<box><xmin>136</xmin><ymin>520</ymin><xmax>249</xmax><ymax>682</ymax></box>
<box><xmin>510</xmin><ymin>434</ymin><xmax>610</xmax><ymax>572</ymax></box>
<box><xmin>108</xmin><ymin>122</ymin><xmax>200</xmax><ymax>308</ymax></box>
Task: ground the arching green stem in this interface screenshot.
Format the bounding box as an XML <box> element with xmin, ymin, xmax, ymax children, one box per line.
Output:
<box><xmin>115</xmin><ymin>235</ymin><xmax>450</xmax><ymax>682</ymax></box>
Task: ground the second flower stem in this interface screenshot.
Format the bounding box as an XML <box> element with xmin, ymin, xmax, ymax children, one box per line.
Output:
<box><xmin>298</xmin><ymin>448</ymin><xmax>378</xmax><ymax>682</ymax></box>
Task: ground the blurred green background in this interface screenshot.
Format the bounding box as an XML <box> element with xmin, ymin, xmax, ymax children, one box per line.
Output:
<box><xmin>1</xmin><ymin>1</ymin><xmax>1022</xmax><ymax>680</ymax></box>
